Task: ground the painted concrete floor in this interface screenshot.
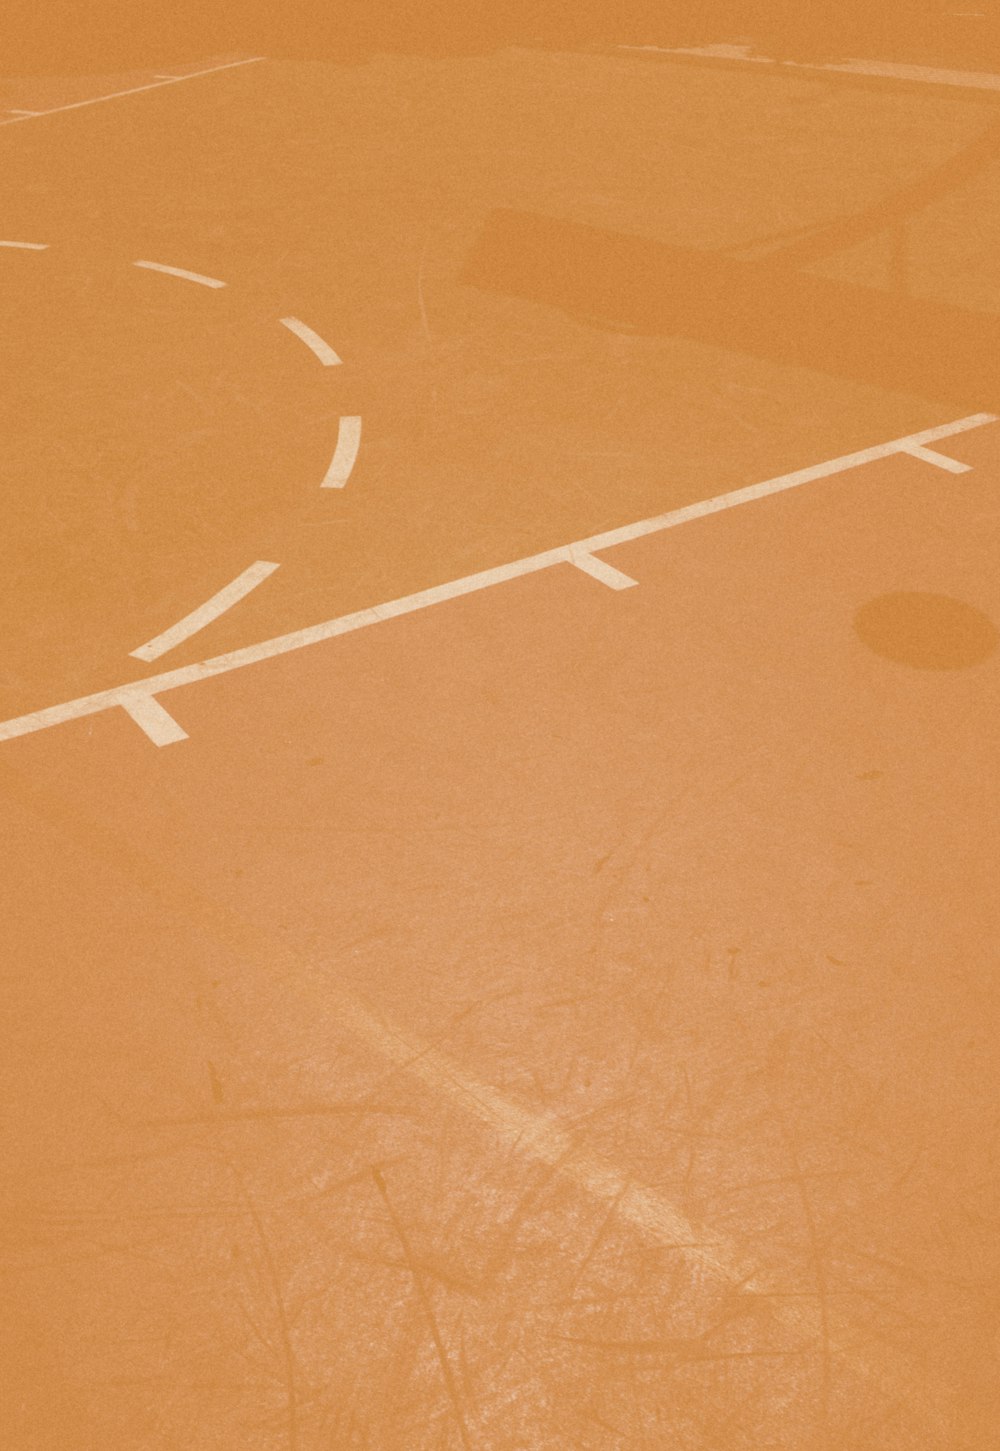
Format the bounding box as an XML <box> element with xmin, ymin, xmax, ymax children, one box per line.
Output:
<box><xmin>2</xmin><ymin>11</ymin><xmax>999</xmax><ymax>1449</ymax></box>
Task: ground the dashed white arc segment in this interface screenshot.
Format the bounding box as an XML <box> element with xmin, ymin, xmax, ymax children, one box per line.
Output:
<box><xmin>0</xmin><ymin>57</ymin><xmax>266</xmax><ymax>128</ymax></box>
<box><xmin>0</xmin><ymin>412</ymin><xmax>992</xmax><ymax>748</ymax></box>
<box><xmin>3</xmin><ymin>231</ymin><xmax>353</xmax><ymax>491</ymax></box>
<box><xmin>280</xmin><ymin>316</ymin><xmax>343</xmax><ymax>366</ymax></box>
<box><xmin>130</xmin><ymin>561</ymin><xmax>280</xmax><ymax>663</ymax></box>
<box><xmin>128</xmin><ymin>289</ymin><xmax>357</xmax><ymax>486</ymax></box>
<box><xmin>17</xmin><ymin>258</ymin><xmax>355</xmax><ymax>474</ymax></box>
<box><xmin>134</xmin><ymin>259</ymin><xmax>227</xmax><ymax>289</ymax></box>
<box><xmin>127</xmin><ymin>296</ymin><xmax>353</xmax><ymax>482</ymax></box>
<box><xmin>619</xmin><ymin>41</ymin><xmax>1000</xmax><ymax>94</ymax></box>
<box><xmin>323</xmin><ymin>416</ymin><xmax>363</xmax><ymax>488</ymax></box>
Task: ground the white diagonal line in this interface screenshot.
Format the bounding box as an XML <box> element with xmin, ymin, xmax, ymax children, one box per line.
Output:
<box><xmin>898</xmin><ymin>442</ymin><xmax>972</xmax><ymax>474</ymax></box>
<box><xmin>130</xmin><ymin>561</ymin><xmax>279</xmax><ymax>662</ymax></box>
<box><xmin>118</xmin><ymin>694</ymin><xmax>188</xmax><ymax>745</ymax></box>
<box><xmin>618</xmin><ymin>43</ymin><xmax>1000</xmax><ymax>94</ymax></box>
<box><xmin>0</xmin><ymin>58</ymin><xmax>266</xmax><ymax>128</ymax></box>
<box><xmin>134</xmin><ymin>259</ymin><xmax>227</xmax><ymax>289</ymax></box>
<box><xmin>569</xmin><ymin>549</ymin><xmax>639</xmax><ymax>589</ymax></box>
<box><xmin>0</xmin><ymin>412</ymin><xmax>994</xmax><ymax>746</ymax></box>
<box><xmin>280</xmin><ymin>316</ymin><xmax>343</xmax><ymax>366</ymax></box>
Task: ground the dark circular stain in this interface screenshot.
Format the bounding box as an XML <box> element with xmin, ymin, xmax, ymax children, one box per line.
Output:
<box><xmin>854</xmin><ymin>592</ymin><xmax>998</xmax><ymax>671</ymax></box>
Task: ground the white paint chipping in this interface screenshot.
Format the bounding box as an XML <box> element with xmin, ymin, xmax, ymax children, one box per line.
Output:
<box><xmin>619</xmin><ymin>42</ymin><xmax>1000</xmax><ymax>94</ymax></box>
<box><xmin>118</xmin><ymin>694</ymin><xmax>188</xmax><ymax>746</ymax></box>
<box><xmin>130</xmin><ymin>561</ymin><xmax>280</xmax><ymax>663</ymax></box>
<box><xmin>133</xmin><ymin>259</ymin><xmax>227</xmax><ymax>289</ymax></box>
<box><xmin>0</xmin><ymin>58</ymin><xmax>265</xmax><ymax>128</ymax></box>
<box><xmin>280</xmin><ymin>316</ymin><xmax>343</xmax><ymax>367</ymax></box>
<box><xmin>322</xmin><ymin>417</ymin><xmax>362</xmax><ymax>489</ymax></box>
<box><xmin>569</xmin><ymin>550</ymin><xmax>639</xmax><ymax>589</ymax></box>
<box><xmin>0</xmin><ymin>412</ymin><xmax>993</xmax><ymax>747</ymax></box>
<box><xmin>0</xmin><ymin>240</ymin><xmax>49</xmax><ymax>249</ymax></box>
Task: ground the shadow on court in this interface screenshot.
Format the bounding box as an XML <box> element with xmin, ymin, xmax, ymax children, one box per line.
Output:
<box><xmin>463</xmin><ymin>206</ymin><xmax>1000</xmax><ymax>412</ymax></box>
<box><xmin>3</xmin><ymin>2</ymin><xmax>996</xmax><ymax>75</ymax></box>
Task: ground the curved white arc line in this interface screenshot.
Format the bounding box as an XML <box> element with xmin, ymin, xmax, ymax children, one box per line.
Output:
<box><xmin>0</xmin><ymin>412</ymin><xmax>995</xmax><ymax>746</ymax></box>
<box><xmin>130</xmin><ymin>561</ymin><xmax>280</xmax><ymax>663</ymax></box>
<box><xmin>0</xmin><ymin>58</ymin><xmax>266</xmax><ymax>127</ymax></box>
<box><xmin>280</xmin><ymin>316</ymin><xmax>343</xmax><ymax>366</ymax></box>
<box><xmin>322</xmin><ymin>417</ymin><xmax>362</xmax><ymax>489</ymax></box>
<box><xmin>0</xmin><ymin>240</ymin><xmax>49</xmax><ymax>249</ymax></box>
<box><xmin>134</xmin><ymin>259</ymin><xmax>227</xmax><ymax>289</ymax></box>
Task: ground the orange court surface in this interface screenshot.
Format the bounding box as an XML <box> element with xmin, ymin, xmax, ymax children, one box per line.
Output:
<box><xmin>2</xmin><ymin>5</ymin><xmax>1000</xmax><ymax>1449</ymax></box>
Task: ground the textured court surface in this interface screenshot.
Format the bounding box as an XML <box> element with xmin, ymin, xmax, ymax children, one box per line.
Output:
<box><xmin>2</xmin><ymin>15</ymin><xmax>1000</xmax><ymax>1451</ymax></box>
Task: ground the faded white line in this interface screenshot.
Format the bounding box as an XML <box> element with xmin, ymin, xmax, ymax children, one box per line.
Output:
<box><xmin>164</xmin><ymin>59</ymin><xmax>265</xmax><ymax>79</ymax></box>
<box><xmin>319</xmin><ymin>985</ymin><xmax>934</xmax><ymax>1408</ymax></box>
<box><xmin>280</xmin><ymin>316</ymin><xmax>343</xmax><ymax>367</ymax></box>
<box><xmin>322</xmin><ymin>416</ymin><xmax>362</xmax><ymax>489</ymax></box>
<box><xmin>86</xmin><ymin>794</ymin><xmax>946</xmax><ymax>1424</ymax></box>
<box><xmin>0</xmin><ymin>412</ymin><xmax>994</xmax><ymax>747</ymax></box>
<box><xmin>134</xmin><ymin>259</ymin><xmax>227</xmax><ymax>289</ymax></box>
<box><xmin>339</xmin><ymin>989</ymin><xmax>745</xmax><ymax>1287</ymax></box>
<box><xmin>118</xmin><ymin>694</ymin><xmax>188</xmax><ymax>746</ymax></box>
<box><xmin>569</xmin><ymin>549</ymin><xmax>638</xmax><ymax>590</ymax></box>
<box><xmin>130</xmin><ymin>561</ymin><xmax>280</xmax><ymax>663</ymax></box>
<box><xmin>0</xmin><ymin>58</ymin><xmax>266</xmax><ymax>128</ymax></box>
<box><xmin>0</xmin><ymin>240</ymin><xmax>49</xmax><ymax>250</ymax></box>
<box><xmin>619</xmin><ymin>42</ymin><xmax>1000</xmax><ymax>93</ymax></box>
<box><xmin>817</xmin><ymin>55</ymin><xmax>1000</xmax><ymax>93</ymax></box>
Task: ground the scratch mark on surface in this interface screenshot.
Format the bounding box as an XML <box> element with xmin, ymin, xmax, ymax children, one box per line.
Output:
<box><xmin>561</xmin><ymin>1180</ymin><xmax>631</xmax><ymax>1302</ymax></box>
<box><xmin>779</xmin><ymin>1123</ymin><xmax>833</xmax><ymax>1437</ymax></box>
<box><xmin>131</xmin><ymin>1098</ymin><xmax>402</xmax><ymax>1128</ymax></box>
<box><xmin>231</xmin><ymin>1169</ymin><xmax>300</xmax><ymax>1451</ymax></box>
<box><xmin>372</xmin><ymin>1166</ymin><xmax>473</xmax><ymax>1451</ymax></box>
<box><xmin>417</xmin><ymin>235</ymin><xmax>433</xmax><ymax>343</ymax></box>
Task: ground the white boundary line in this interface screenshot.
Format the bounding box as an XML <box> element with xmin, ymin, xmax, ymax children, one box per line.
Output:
<box><xmin>280</xmin><ymin>316</ymin><xmax>343</xmax><ymax>366</ymax></box>
<box><xmin>569</xmin><ymin>548</ymin><xmax>638</xmax><ymax>589</ymax></box>
<box><xmin>0</xmin><ymin>58</ymin><xmax>266</xmax><ymax>128</ymax></box>
<box><xmin>130</xmin><ymin>561</ymin><xmax>280</xmax><ymax>663</ymax></box>
<box><xmin>0</xmin><ymin>239</ymin><xmax>49</xmax><ymax>250</ymax></box>
<box><xmin>619</xmin><ymin>42</ymin><xmax>1000</xmax><ymax>94</ymax></box>
<box><xmin>119</xmin><ymin>693</ymin><xmax>189</xmax><ymax>745</ymax></box>
<box><xmin>0</xmin><ymin>412</ymin><xmax>993</xmax><ymax>747</ymax></box>
<box><xmin>899</xmin><ymin>441</ymin><xmax>972</xmax><ymax>473</ymax></box>
<box><xmin>134</xmin><ymin>259</ymin><xmax>227</xmax><ymax>289</ymax></box>
<box><xmin>322</xmin><ymin>417</ymin><xmax>362</xmax><ymax>488</ymax></box>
